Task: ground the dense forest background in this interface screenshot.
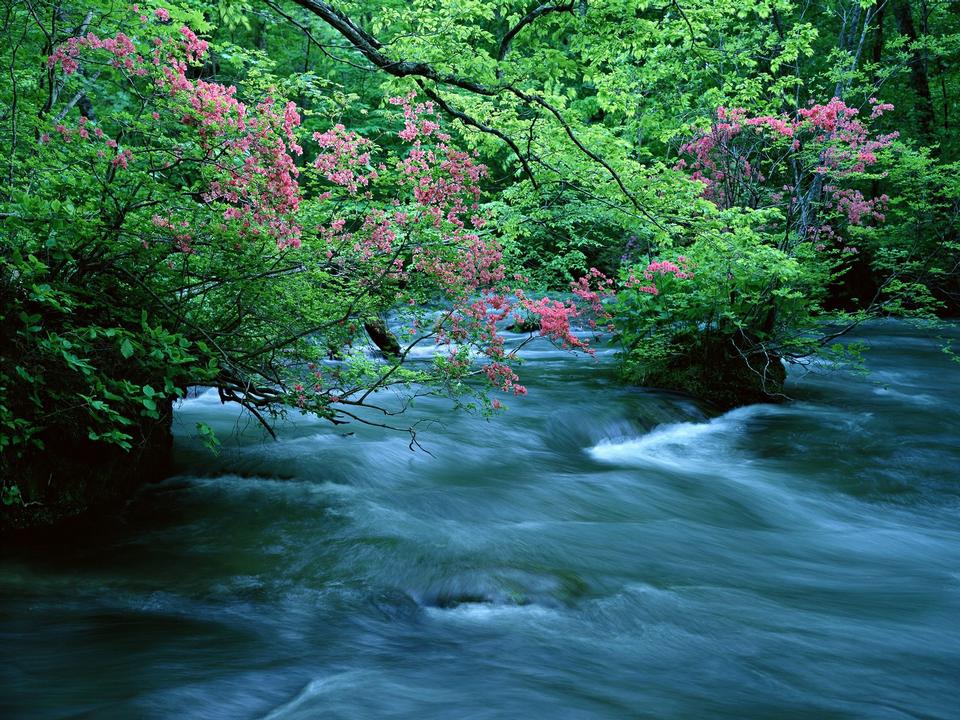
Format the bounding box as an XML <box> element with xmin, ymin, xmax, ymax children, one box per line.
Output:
<box><xmin>1</xmin><ymin>0</ymin><xmax>958</xmax><ymax>526</ymax></box>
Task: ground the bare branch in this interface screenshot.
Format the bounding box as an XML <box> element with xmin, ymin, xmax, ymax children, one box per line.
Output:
<box><xmin>262</xmin><ymin>0</ymin><xmax>371</xmax><ymax>71</ymax></box>
<box><xmin>505</xmin><ymin>86</ymin><xmax>666</xmax><ymax>229</ymax></box>
<box><xmin>53</xmin><ymin>70</ymin><xmax>101</xmax><ymax>122</ymax></box>
<box><xmin>275</xmin><ymin>1</ymin><xmax>666</xmax><ymax>224</ymax></box>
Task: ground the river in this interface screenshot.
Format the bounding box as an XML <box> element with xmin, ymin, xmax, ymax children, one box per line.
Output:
<box><xmin>2</xmin><ymin>321</ymin><xmax>959</xmax><ymax>719</ymax></box>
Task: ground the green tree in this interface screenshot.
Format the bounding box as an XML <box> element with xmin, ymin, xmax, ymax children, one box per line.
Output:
<box><xmin>0</xmin><ymin>1</ymin><xmax>600</xmax><ymax>526</ymax></box>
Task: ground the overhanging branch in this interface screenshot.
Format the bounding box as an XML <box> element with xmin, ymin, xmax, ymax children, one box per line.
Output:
<box><xmin>275</xmin><ymin>0</ymin><xmax>664</xmax><ymax>225</ymax></box>
<box><xmin>287</xmin><ymin>0</ymin><xmax>496</xmax><ymax>95</ymax></box>
<box><xmin>415</xmin><ymin>80</ymin><xmax>539</xmax><ymax>187</ymax></box>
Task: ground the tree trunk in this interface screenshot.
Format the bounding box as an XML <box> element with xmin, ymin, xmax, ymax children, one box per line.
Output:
<box><xmin>364</xmin><ymin>317</ymin><xmax>401</xmax><ymax>356</ymax></box>
<box><xmin>871</xmin><ymin>1</ymin><xmax>885</xmax><ymax>73</ymax></box>
<box><xmin>892</xmin><ymin>0</ymin><xmax>935</xmax><ymax>140</ymax></box>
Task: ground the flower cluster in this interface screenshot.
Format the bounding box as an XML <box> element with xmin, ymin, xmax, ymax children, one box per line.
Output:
<box><xmin>45</xmin><ymin>16</ymin><xmax>603</xmax><ymax>408</ymax></box>
<box><xmin>46</xmin><ymin>14</ymin><xmax>305</xmax><ymax>251</ymax></box>
<box><xmin>678</xmin><ymin>98</ymin><xmax>898</xmax><ymax>252</ymax></box>
<box><xmin>305</xmin><ymin>94</ymin><xmax>606</xmax><ymax>399</ymax></box>
<box><xmin>623</xmin><ymin>257</ymin><xmax>694</xmax><ymax>295</ymax></box>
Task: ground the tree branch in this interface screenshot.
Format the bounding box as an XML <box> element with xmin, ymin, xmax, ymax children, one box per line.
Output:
<box><xmin>279</xmin><ymin>0</ymin><xmax>664</xmax><ymax>225</ymax></box>
<box><xmin>287</xmin><ymin>0</ymin><xmax>496</xmax><ymax>95</ymax></box>
<box><xmin>53</xmin><ymin>70</ymin><xmax>101</xmax><ymax>122</ymax></box>
<box><xmin>497</xmin><ymin>2</ymin><xmax>574</xmax><ymax>64</ymax></box>
<box><xmin>505</xmin><ymin>86</ymin><xmax>666</xmax><ymax>228</ymax></box>
<box><xmin>415</xmin><ymin>80</ymin><xmax>539</xmax><ymax>187</ymax></box>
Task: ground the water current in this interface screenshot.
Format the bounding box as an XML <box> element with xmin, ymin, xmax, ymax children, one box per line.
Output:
<box><xmin>2</xmin><ymin>321</ymin><xmax>959</xmax><ymax>718</ymax></box>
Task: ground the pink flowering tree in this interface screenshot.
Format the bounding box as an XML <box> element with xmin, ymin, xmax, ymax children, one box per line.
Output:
<box><xmin>2</xmin><ymin>0</ymin><xmax>606</xmax><ymax>504</ymax></box>
<box><xmin>612</xmin><ymin>98</ymin><xmax>898</xmax><ymax>408</ymax></box>
<box><xmin>296</xmin><ymin>93</ymin><xmax>612</xmax><ymax>421</ymax></box>
<box><xmin>678</xmin><ymin>99</ymin><xmax>897</xmax><ymax>255</ymax></box>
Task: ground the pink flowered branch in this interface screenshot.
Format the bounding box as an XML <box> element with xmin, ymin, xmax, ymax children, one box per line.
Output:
<box><xmin>621</xmin><ymin>257</ymin><xmax>693</xmax><ymax>296</ymax></box>
<box><xmin>47</xmin><ymin>11</ymin><xmax>304</xmax><ymax>252</ymax></box>
<box><xmin>44</xmin><ymin>12</ymin><xmax>620</xmax><ymax>405</ymax></box>
<box><xmin>678</xmin><ymin>98</ymin><xmax>898</xmax><ymax>248</ymax></box>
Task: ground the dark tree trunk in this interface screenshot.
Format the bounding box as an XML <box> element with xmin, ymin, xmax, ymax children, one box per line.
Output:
<box><xmin>871</xmin><ymin>1</ymin><xmax>885</xmax><ymax>70</ymax></box>
<box><xmin>892</xmin><ymin>0</ymin><xmax>935</xmax><ymax>140</ymax></box>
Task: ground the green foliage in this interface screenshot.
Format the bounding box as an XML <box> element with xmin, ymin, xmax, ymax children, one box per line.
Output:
<box><xmin>2</xmin><ymin>0</ymin><xmax>959</xmax><ymax>525</ymax></box>
<box><xmin>612</xmin><ymin>205</ymin><xmax>835</xmax><ymax>403</ymax></box>
<box><xmin>0</xmin><ymin>2</ymin><xmax>376</xmax><ymax>477</ymax></box>
<box><xmin>194</xmin><ymin>422</ymin><xmax>221</xmax><ymax>454</ymax></box>
<box><xmin>864</xmin><ymin>145</ymin><xmax>960</xmax><ymax>314</ymax></box>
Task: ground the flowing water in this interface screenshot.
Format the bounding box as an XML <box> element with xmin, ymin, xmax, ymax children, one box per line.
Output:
<box><xmin>2</xmin><ymin>322</ymin><xmax>959</xmax><ymax>719</ymax></box>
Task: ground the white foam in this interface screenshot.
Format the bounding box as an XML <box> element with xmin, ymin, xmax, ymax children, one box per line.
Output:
<box><xmin>588</xmin><ymin>420</ymin><xmax>723</xmax><ymax>468</ymax></box>
<box><xmin>178</xmin><ymin>387</ymin><xmax>221</xmax><ymax>406</ymax></box>
<box><xmin>871</xmin><ymin>386</ymin><xmax>938</xmax><ymax>406</ymax></box>
<box><xmin>259</xmin><ymin>672</ymin><xmax>371</xmax><ymax>719</ymax></box>
<box><xmin>423</xmin><ymin>601</ymin><xmax>559</xmax><ymax>623</ymax></box>
<box><xmin>586</xmin><ymin>405</ymin><xmax>777</xmax><ymax>469</ymax></box>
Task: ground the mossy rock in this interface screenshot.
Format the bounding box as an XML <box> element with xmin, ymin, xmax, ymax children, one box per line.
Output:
<box><xmin>364</xmin><ymin>317</ymin><xmax>401</xmax><ymax>356</ymax></box>
<box><xmin>624</xmin><ymin>336</ymin><xmax>787</xmax><ymax>411</ymax></box>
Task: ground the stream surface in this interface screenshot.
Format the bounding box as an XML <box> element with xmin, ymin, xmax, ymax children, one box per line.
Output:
<box><xmin>2</xmin><ymin>321</ymin><xmax>959</xmax><ymax>719</ymax></box>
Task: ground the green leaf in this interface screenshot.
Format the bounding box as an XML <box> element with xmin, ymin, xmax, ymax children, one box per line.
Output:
<box><xmin>2</xmin><ymin>485</ymin><xmax>22</xmax><ymax>507</ymax></box>
<box><xmin>195</xmin><ymin>422</ymin><xmax>221</xmax><ymax>455</ymax></box>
